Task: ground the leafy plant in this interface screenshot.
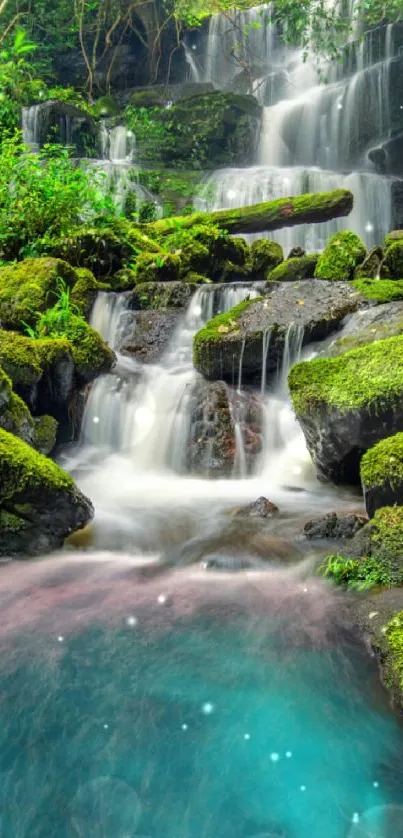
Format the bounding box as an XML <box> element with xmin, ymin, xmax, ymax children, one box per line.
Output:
<box><xmin>320</xmin><ymin>553</ymin><xmax>394</xmax><ymax>591</ymax></box>
<box><xmin>0</xmin><ymin>133</ymin><xmax>116</xmax><ymax>259</ymax></box>
<box><xmin>23</xmin><ymin>278</ymin><xmax>85</xmax><ymax>340</ymax></box>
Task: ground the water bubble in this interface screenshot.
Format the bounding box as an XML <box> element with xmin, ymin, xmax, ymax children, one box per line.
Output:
<box><xmin>365</xmin><ymin>222</ymin><xmax>374</xmax><ymax>233</ymax></box>
<box><xmin>71</xmin><ymin>777</ymin><xmax>141</xmax><ymax>837</ymax></box>
<box><xmin>201</xmin><ymin>702</ymin><xmax>215</xmax><ymax>715</ymax></box>
<box><xmin>157</xmin><ymin>594</ymin><xmax>167</xmax><ymax>605</ymax></box>
<box><xmin>347</xmin><ymin>804</ymin><xmax>403</xmax><ymax>837</ymax></box>
<box><xmin>300</xmin><ymin>785</ymin><xmax>306</xmax><ymax>792</ymax></box>
<box><xmin>227</xmin><ymin>189</ymin><xmax>237</xmax><ymax>200</ymax></box>
<box><xmin>352</xmin><ymin>813</ymin><xmax>360</xmax><ymax>824</ymax></box>
<box><xmin>270</xmin><ymin>753</ymin><xmax>280</xmax><ymax>762</ymax></box>
<box><xmin>337</xmin><ymin>103</ymin><xmax>343</xmax><ymax>110</ymax></box>
<box><xmin>57</xmin><ymin>636</ymin><xmax>64</xmax><ymax>643</ymax></box>
<box><xmin>182</xmin><ymin>724</ymin><xmax>188</xmax><ymax>731</ymax></box>
<box><xmin>244</xmin><ymin>733</ymin><xmax>251</xmax><ymax>740</ymax></box>
<box><xmin>93</xmin><ymin>417</ymin><xmax>100</xmax><ymax>424</ymax></box>
<box><xmin>103</xmin><ymin>724</ymin><xmax>109</xmax><ymax>729</ymax></box>
<box><xmin>285</xmin><ymin>751</ymin><xmax>292</xmax><ymax>758</ymax></box>
<box><xmin>372</xmin><ymin>781</ymin><xmax>379</xmax><ymax>788</ymax></box>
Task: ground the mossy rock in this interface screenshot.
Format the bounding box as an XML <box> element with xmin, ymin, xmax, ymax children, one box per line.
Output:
<box><xmin>0</xmin><ymin>363</ymin><xmax>57</xmax><ymax>454</ymax></box>
<box><xmin>93</xmin><ymin>96</ymin><xmax>120</xmax><ymax>117</ymax></box>
<box><xmin>155</xmin><ymin>91</ymin><xmax>262</xmax><ymax>169</ymax></box>
<box><xmin>161</xmin><ymin>223</ymin><xmax>248</xmax><ymax>280</ymax></box>
<box><xmin>250</xmin><ymin>239</ymin><xmax>283</xmax><ymax>275</ymax></box>
<box><xmin>0</xmin><ymin>330</ymin><xmax>74</xmax><ymax>413</ymax></box>
<box><xmin>130</xmin><ymin>280</ymin><xmax>202</xmax><ymax>310</ymax></box>
<box><xmin>381</xmin><ymin>242</ymin><xmax>403</xmax><ymax>279</ymax></box>
<box><xmin>354</xmin><ymin>245</ymin><xmax>384</xmax><ymax>279</ymax></box>
<box><xmin>135</xmin><ymin>252</ymin><xmax>181</xmax><ymax>283</ymax></box>
<box><xmin>289</xmin><ymin>334</ymin><xmax>403</xmax><ymax>484</ymax></box>
<box><xmin>70</xmin><ymin>268</ymin><xmax>109</xmax><ymax>317</ymax></box>
<box><xmin>0</xmin><ymin>258</ymin><xmax>77</xmax><ymax>330</ymax></box>
<box><xmin>267</xmin><ymin>255</ymin><xmax>318</xmax><ymax>283</ymax></box>
<box><xmin>0</xmin><ymin>428</ymin><xmax>93</xmax><ymax>555</ymax></box>
<box><xmin>361</xmin><ymin>433</ymin><xmax>403</xmax><ymax>516</ymax></box>
<box><xmin>38</xmin><ymin>219</ymin><xmax>160</xmax><ymax>276</ymax></box>
<box><xmin>63</xmin><ymin>316</ymin><xmax>115</xmax><ymax>384</ymax></box>
<box><xmin>351</xmin><ymin>277</ymin><xmax>403</xmax><ymax>303</ymax></box>
<box><xmin>315</xmin><ymin>231</ymin><xmax>366</xmax><ymax>281</ymax></box>
<box><xmin>108</xmin><ymin>268</ymin><xmax>137</xmax><ymax>291</ymax></box>
<box><xmin>385</xmin><ymin>230</ymin><xmax>403</xmax><ymax>248</ymax></box>
<box><xmin>194</xmin><ymin>279</ymin><xmax>360</xmax><ymax>384</ymax></box>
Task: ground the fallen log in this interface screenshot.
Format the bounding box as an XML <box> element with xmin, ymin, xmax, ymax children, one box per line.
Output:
<box><xmin>145</xmin><ymin>188</ymin><xmax>354</xmax><ymax>237</ymax></box>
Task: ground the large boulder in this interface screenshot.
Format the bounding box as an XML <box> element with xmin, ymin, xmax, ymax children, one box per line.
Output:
<box><xmin>0</xmin><ymin>428</ymin><xmax>93</xmax><ymax>556</ymax></box>
<box><xmin>289</xmin><ymin>334</ymin><xmax>403</xmax><ymax>484</ymax></box>
<box><xmin>381</xmin><ymin>242</ymin><xmax>403</xmax><ymax>278</ymax></box>
<box><xmin>148</xmin><ymin>91</ymin><xmax>262</xmax><ymax>169</ymax></box>
<box><xmin>360</xmin><ymin>433</ymin><xmax>403</xmax><ymax>517</ymax></box>
<box><xmin>184</xmin><ymin>380</ymin><xmax>264</xmax><ymax>477</ymax></box>
<box><xmin>315</xmin><ymin>231</ymin><xmax>366</xmax><ymax>281</ymax></box>
<box><xmin>250</xmin><ymin>239</ymin><xmax>283</xmax><ymax>275</ymax></box>
<box><xmin>194</xmin><ymin>280</ymin><xmax>362</xmax><ymax>384</ymax></box>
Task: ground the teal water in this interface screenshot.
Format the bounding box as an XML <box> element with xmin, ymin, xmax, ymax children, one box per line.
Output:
<box><xmin>0</xmin><ymin>557</ymin><xmax>403</xmax><ymax>838</ymax></box>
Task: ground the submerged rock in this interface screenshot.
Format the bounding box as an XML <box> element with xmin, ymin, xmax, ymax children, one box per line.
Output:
<box><xmin>185</xmin><ymin>380</ymin><xmax>264</xmax><ymax>477</ymax></box>
<box><xmin>360</xmin><ymin>433</ymin><xmax>403</xmax><ymax>517</ymax></box>
<box><xmin>235</xmin><ymin>497</ymin><xmax>279</xmax><ymax>518</ymax></box>
<box><xmin>194</xmin><ymin>280</ymin><xmax>361</xmax><ymax>384</ymax></box>
<box><xmin>304</xmin><ymin>512</ymin><xmax>367</xmax><ymax>540</ymax></box>
<box><xmin>0</xmin><ymin>428</ymin><xmax>93</xmax><ymax>556</ymax></box>
<box><xmin>289</xmin><ymin>335</ymin><xmax>403</xmax><ymax>484</ymax></box>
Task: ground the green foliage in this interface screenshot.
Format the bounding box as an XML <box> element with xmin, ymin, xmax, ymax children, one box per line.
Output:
<box><xmin>320</xmin><ymin>553</ymin><xmax>394</xmax><ymax>591</ymax></box>
<box><xmin>382</xmin><ymin>242</ymin><xmax>403</xmax><ymax>279</ymax></box>
<box><xmin>138</xmin><ymin>201</ymin><xmax>159</xmax><ymax>223</ymax></box>
<box><xmin>125</xmin><ymin>107</ymin><xmax>172</xmax><ymax>162</ymax></box>
<box><xmin>288</xmin><ymin>334</ymin><xmax>403</xmax><ymax>415</ymax></box>
<box><xmin>0</xmin><ymin>134</ymin><xmax>115</xmax><ymax>259</ymax></box>
<box><xmin>24</xmin><ymin>278</ymin><xmax>85</xmax><ymax>340</ymax></box>
<box><xmin>385</xmin><ymin>611</ymin><xmax>403</xmax><ymax>690</ymax></box>
<box><xmin>267</xmin><ymin>255</ymin><xmax>318</xmax><ymax>282</ymax></box>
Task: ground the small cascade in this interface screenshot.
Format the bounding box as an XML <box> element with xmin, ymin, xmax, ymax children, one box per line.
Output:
<box><xmin>196</xmin><ymin>165</ymin><xmax>392</xmax><ymax>249</ymax></box>
<box><xmin>81</xmin><ymin>285</ymin><xmax>260</xmax><ymax>472</ymax></box>
<box><xmin>22</xmin><ymin>104</ymin><xmax>41</xmax><ymax>150</ymax></box>
<box><xmin>100</xmin><ymin>122</ymin><xmax>135</xmax><ymax>163</ymax></box>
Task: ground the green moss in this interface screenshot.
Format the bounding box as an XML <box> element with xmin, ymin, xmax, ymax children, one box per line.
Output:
<box><xmin>352</xmin><ymin>277</ymin><xmax>403</xmax><ymax>302</ymax></box>
<box><xmin>385</xmin><ymin>230</ymin><xmax>403</xmax><ymax>249</ymax></box>
<box><xmin>250</xmin><ymin>239</ymin><xmax>283</xmax><ymax>274</ymax></box>
<box><xmin>385</xmin><ymin>611</ymin><xmax>403</xmax><ymax>690</ymax></box>
<box><xmin>0</xmin><ymin>330</ymin><xmax>71</xmax><ymax>392</ymax></box>
<box><xmin>34</xmin><ymin>415</ymin><xmax>58</xmax><ymax>455</ymax></box>
<box><xmin>268</xmin><ymin>254</ymin><xmax>318</xmax><ymax>282</ymax></box>
<box><xmin>289</xmin><ymin>334</ymin><xmax>403</xmax><ymax>415</ymax></box>
<box><xmin>360</xmin><ymin>433</ymin><xmax>403</xmax><ymax>490</ymax></box>
<box><xmin>0</xmin><ymin>427</ymin><xmax>74</xmax><ymax>501</ymax></box>
<box><xmin>135</xmin><ymin>251</ymin><xmax>181</xmax><ymax>283</ymax></box>
<box><xmin>0</xmin><ymin>258</ymin><xmax>77</xmax><ymax>329</ymax></box>
<box><xmin>0</xmin><ymin>364</ymin><xmax>12</xmax><ymax>410</ymax></box>
<box><xmin>193</xmin><ymin>297</ymin><xmax>262</xmax><ymax>364</ymax></box>
<box><xmin>0</xmin><ymin>509</ymin><xmax>28</xmax><ymax>533</ymax></box>
<box><xmin>315</xmin><ymin>230</ymin><xmax>366</xmax><ymax>281</ymax></box>
<box><xmin>382</xmin><ymin>242</ymin><xmax>403</xmax><ymax>279</ymax></box>
<box><xmin>108</xmin><ymin>269</ymin><xmax>137</xmax><ymax>291</ymax></box>
<box><xmin>64</xmin><ymin>316</ymin><xmax>115</xmax><ymax>381</ymax></box>
<box><xmin>93</xmin><ymin>95</ymin><xmax>120</xmax><ymax>117</ymax></box>
<box><xmin>70</xmin><ymin>268</ymin><xmax>108</xmax><ymax>317</ymax></box>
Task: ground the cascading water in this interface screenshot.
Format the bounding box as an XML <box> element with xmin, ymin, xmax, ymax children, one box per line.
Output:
<box><xmin>189</xmin><ymin>7</ymin><xmax>403</xmax><ymax>249</ymax></box>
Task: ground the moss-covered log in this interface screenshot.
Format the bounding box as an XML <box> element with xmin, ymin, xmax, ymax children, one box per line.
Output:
<box><xmin>146</xmin><ymin>189</ymin><xmax>354</xmax><ymax>237</ymax></box>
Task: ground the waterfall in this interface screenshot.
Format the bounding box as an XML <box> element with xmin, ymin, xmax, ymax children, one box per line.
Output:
<box><xmin>191</xmin><ymin>7</ymin><xmax>403</xmax><ymax>248</ymax></box>
<box><xmin>82</xmin><ymin>285</ymin><xmax>260</xmax><ymax>470</ymax></box>
<box><xmin>100</xmin><ymin>122</ymin><xmax>135</xmax><ymax>163</ymax></box>
<box><xmin>22</xmin><ymin>105</ymin><xmax>41</xmax><ymax>150</ymax></box>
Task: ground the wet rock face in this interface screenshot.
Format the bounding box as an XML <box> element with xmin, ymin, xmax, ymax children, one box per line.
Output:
<box><xmin>304</xmin><ymin>512</ymin><xmax>367</xmax><ymax>540</ymax></box>
<box><xmin>121</xmin><ymin>310</ymin><xmax>181</xmax><ymax>363</ymax></box>
<box><xmin>326</xmin><ymin>302</ymin><xmax>403</xmax><ymax>356</ymax></box>
<box><xmin>185</xmin><ymin>380</ymin><xmax>264</xmax><ymax>477</ymax></box>
<box><xmin>235</xmin><ymin>496</ymin><xmax>279</xmax><ymax>518</ymax></box>
<box><xmin>194</xmin><ymin>280</ymin><xmax>362</xmax><ymax>384</ymax></box>
<box><xmin>23</xmin><ymin>100</ymin><xmax>98</xmax><ymax>156</ymax></box>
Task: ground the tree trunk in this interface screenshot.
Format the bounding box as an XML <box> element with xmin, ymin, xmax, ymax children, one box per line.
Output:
<box><xmin>146</xmin><ymin>189</ymin><xmax>354</xmax><ymax>237</ymax></box>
